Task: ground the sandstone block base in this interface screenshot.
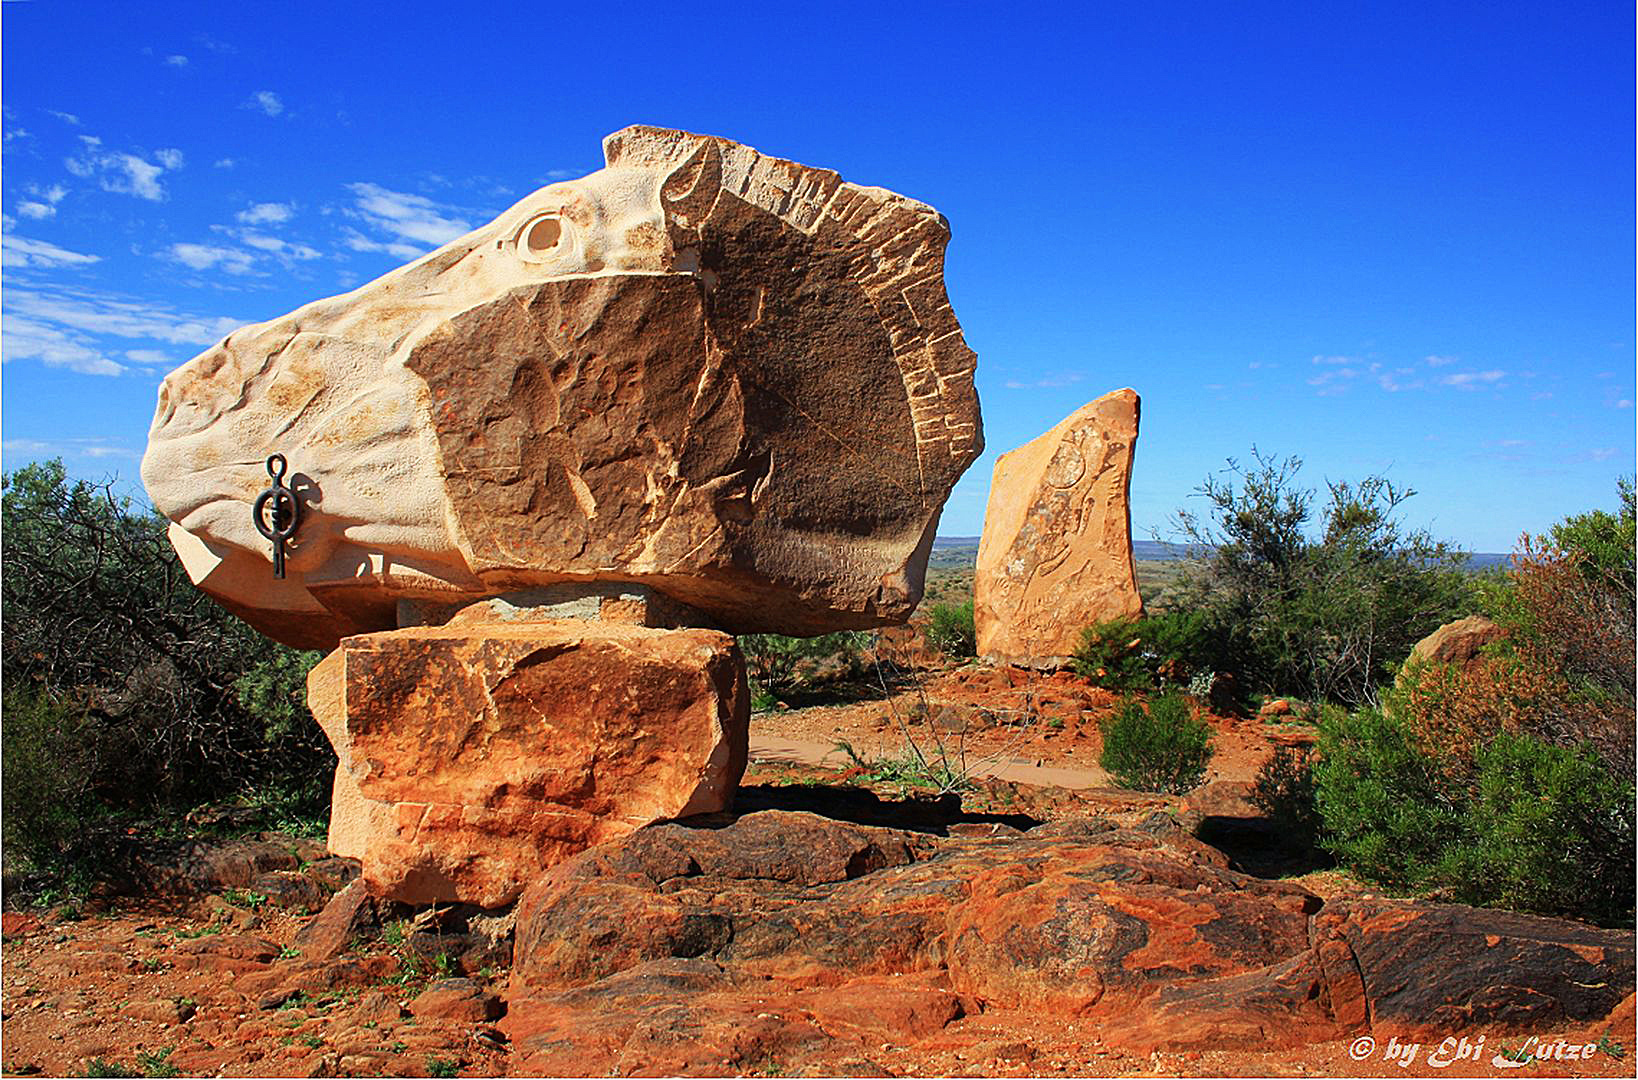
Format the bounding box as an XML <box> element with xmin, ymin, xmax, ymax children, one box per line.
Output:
<box><xmin>975</xmin><ymin>388</ymin><xmax>1143</xmax><ymax>667</ymax></box>
<box><xmin>307</xmin><ymin>615</ymin><xmax>749</xmax><ymax>908</ymax></box>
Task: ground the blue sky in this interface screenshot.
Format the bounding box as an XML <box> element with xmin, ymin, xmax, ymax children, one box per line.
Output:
<box><xmin>2</xmin><ymin>1</ymin><xmax>1631</xmax><ymax>552</ymax></box>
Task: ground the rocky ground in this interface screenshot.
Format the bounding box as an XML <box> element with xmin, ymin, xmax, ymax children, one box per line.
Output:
<box><xmin>3</xmin><ymin>657</ymin><xmax>1634</xmax><ymax>1078</ymax></box>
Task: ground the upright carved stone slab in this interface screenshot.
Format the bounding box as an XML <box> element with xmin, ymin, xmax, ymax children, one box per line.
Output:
<box><xmin>307</xmin><ymin>609</ymin><xmax>749</xmax><ymax>907</ymax></box>
<box><xmin>142</xmin><ymin>126</ymin><xmax>983</xmax><ymax>649</ymax></box>
<box><xmin>975</xmin><ymin>389</ymin><xmax>1143</xmax><ymax>667</ymax></box>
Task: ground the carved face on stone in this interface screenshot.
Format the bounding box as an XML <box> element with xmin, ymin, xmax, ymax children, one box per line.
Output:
<box><xmin>142</xmin><ymin>126</ymin><xmax>982</xmax><ymax>648</ymax></box>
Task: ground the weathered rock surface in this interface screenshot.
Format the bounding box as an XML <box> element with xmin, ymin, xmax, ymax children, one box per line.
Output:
<box><xmin>975</xmin><ymin>388</ymin><xmax>1142</xmax><ymax>667</ymax></box>
<box><xmin>504</xmin><ymin>810</ymin><xmax>1635</xmax><ymax>1073</ymax></box>
<box><xmin>1404</xmin><ymin>613</ymin><xmax>1507</xmax><ymax>673</ymax></box>
<box><xmin>142</xmin><ymin>126</ymin><xmax>982</xmax><ymax>650</ymax></box>
<box><xmin>307</xmin><ymin>613</ymin><xmax>750</xmax><ymax>907</ymax></box>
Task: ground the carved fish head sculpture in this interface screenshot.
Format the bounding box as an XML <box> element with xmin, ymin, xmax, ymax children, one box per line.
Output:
<box><xmin>142</xmin><ymin>126</ymin><xmax>983</xmax><ymax>649</ymax></box>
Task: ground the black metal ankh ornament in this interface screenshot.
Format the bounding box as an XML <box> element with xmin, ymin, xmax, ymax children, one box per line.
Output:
<box><xmin>252</xmin><ymin>454</ymin><xmax>301</xmax><ymax>579</ymax></box>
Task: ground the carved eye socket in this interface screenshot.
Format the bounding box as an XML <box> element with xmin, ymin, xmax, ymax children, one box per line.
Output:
<box><xmin>518</xmin><ymin>214</ymin><xmax>564</xmax><ymax>259</ymax></box>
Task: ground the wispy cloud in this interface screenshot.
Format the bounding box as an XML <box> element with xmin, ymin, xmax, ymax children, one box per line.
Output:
<box><xmin>1440</xmin><ymin>369</ymin><xmax>1506</xmax><ymax>390</ymax></box>
<box><xmin>245</xmin><ymin>90</ymin><xmax>284</xmax><ymax>117</ymax></box>
<box><xmin>47</xmin><ymin>110</ymin><xmax>81</xmax><ymax>126</ymax></box>
<box><xmin>167</xmin><ymin>242</ymin><xmax>259</xmax><ymax>275</ymax></box>
<box><xmin>1</xmin><ymin>234</ymin><xmax>102</xmax><ymax>269</ymax></box>
<box><xmin>1308</xmin><ymin>355</ymin><xmax>1424</xmax><ymax>395</ymax></box>
<box><xmin>213</xmin><ymin>158</ymin><xmax>238</xmax><ymax>169</ymax></box>
<box><xmin>1425</xmin><ymin>354</ymin><xmax>1458</xmax><ymax>367</ymax></box>
<box><xmin>164</xmin><ymin>54</ymin><xmax>189</xmax><ymax>68</ymax></box>
<box><xmin>2</xmin><ymin>437</ymin><xmax>138</xmax><ymax>460</ymax></box>
<box><xmin>235</xmin><ymin>201</ymin><xmax>293</xmax><ymax>225</ymax></box>
<box><xmin>3</xmin><ymin>284</ymin><xmax>243</xmax><ymax>380</ymax></box>
<box><xmin>65</xmin><ymin>136</ymin><xmax>184</xmax><ymax>201</ymax></box>
<box><xmin>1003</xmin><ymin>371</ymin><xmax>1084</xmax><ymax>390</ymax></box>
<box><xmin>344</xmin><ymin>182</ymin><xmax>472</xmax><ymax>252</ymax></box>
<box><xmin>15</xmin><ymin>183</ymin><xmax>68</xmax><ymax>220</ymax></box>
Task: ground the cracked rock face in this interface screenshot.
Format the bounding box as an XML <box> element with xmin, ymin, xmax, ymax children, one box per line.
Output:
<box><xmin>307</xmin><ymin>611</ymin><xmax>750</xmax><ymax>908</ymax></box>
<box><xmin>142</xmin><ymin>126</ymin><xmax>983</xmax><ymax>649</ymax></box>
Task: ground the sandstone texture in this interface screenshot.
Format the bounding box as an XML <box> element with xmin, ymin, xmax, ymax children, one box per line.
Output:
<box><xmin>1404</xmin><ymin>613</ymin><xmax>1507</xmax><ymax>673</ymax></box>
<box><xmin>975</xmin><ymin>388</ymin><xmax>1142</xmax><ymax>667</ymax></box>
<box><xmin>503</xmin><ymin>810</ymin><xmax>1635</xmax><ymax>1074</ymax></box>
<box><xmin>142</xmin><ymin>126</ymin><xmax>982</xmax><ymax>650</ymax></box>
<box><xmin>306</xmin><ymin>612</ymin><xmax>749</xmax><ymax>907</ymax></box>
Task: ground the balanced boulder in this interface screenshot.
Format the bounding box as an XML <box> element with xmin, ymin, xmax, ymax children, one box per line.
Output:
<box><xmin>141</xmin><ymin>126</ymin><xmax>982</xmax><ymax>649</ymax></box>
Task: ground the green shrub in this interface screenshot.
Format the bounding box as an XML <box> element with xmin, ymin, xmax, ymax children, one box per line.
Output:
<box><xmin>1</xmin><ymin>461</ymin><xmax>335</xmax><ymax>892</ymax></box>
<box><xmin>1441</xmin><ymin>733</ymin><xmax>1634</xmax><ymax>920</ymax></box>
<box><xmin>1072</xmin><ymin>617</ymin><xmax>1150</xmax><ymax>691</ymax></box>
<box><xmin>925</xmin><ymin>599</ymin><xmax>976</xmax><ymax>659</ymax></box>
<box><xmin>1251</xmin><ymin>744</ymin><xmax>1322</xmax><ymax>849</ymax></box>
<box><xmin>1099</xmin><ymin>694</ymin><xmax>1214</xmax><ymax>794</ymax></box>
<box><xmin>1072</xmin><ymin>612</ymin><xmax>1223</xmax><ymax>692</ymax></box>
<box><xmin>1311</xmin><ymin>707</ymin><xmax>1460</xmax><ymax>887</ymax></box>
<box><xmin>1161</xmin><ymin>451</ymin><xmax>1472</xmax><ymax>705</ymax></box>
<box><xmin>738</xmin><ymin>631</ymin><xmax>870</xmax><ymax>704</ymax></box>
<box><xmin>1312</xmin><ymin>706</ymin><xmax>1635</xmax><ymax>921</ymax></box>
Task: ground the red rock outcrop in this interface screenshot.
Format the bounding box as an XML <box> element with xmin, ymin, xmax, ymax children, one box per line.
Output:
<box><xmin>307</xmin><ymin>612</ymin><xmax>749</xmax><ymax>907</ymax></box>
<box><xmin>975</xmin><ymin>388</ymin><xmax>1142</xmax><ymax>667</ymax></box>
<box><xmin>504</xmin><ymin>810</ymin><xmax>1635</xmax><ymax>1073</ymax></box>
<box><xmin>142</xmin><ymin>126</ymin><xmax>982</xmax><ymax>650</ymax></box>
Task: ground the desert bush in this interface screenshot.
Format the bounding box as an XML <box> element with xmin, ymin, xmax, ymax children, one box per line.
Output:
<box><xmin>1160</xmin><ymin>451</ymin><xmax>1472</xmax><ymax>705</ymax></box>
<box><xmin>1</xmin><ymin>461</ymin><xmax>334</xmax><ymax>889</ymax></box>
<box><xmin>1072</xmin><ymin>617</ymin><xmax>1149</xmax><ymax>691</ymax></box>
<box><xmin>1072</xmin><ymin>611</ymin><xmax>1222</xmax><ymax>692</ymax></box>
<box><xmin>1311</xmin><ymin>707</ymin><xmax>1460</xmax><ymax>886</ymax></box>
<box><xmin>738</xmin><ymin>630</ymin><xmax>870</xmax><ymax>705</ymax></box>
<box><xmin>1099</xmin><ymin>693</ymin><xmax>1214</xmax><ymax>794</ymax></box>
<box><xmin>1251</xmin><ymin>744</ymin><xmax>1322</xmax><ymax>849</ymax></box>
<box><xmin>924</xmin><ymin>599</ymin><xmax>976</xmax><ymax>659</ymax></box>
<box><xmin>1441</xmin><ymin>733</ymin><xmax>1634</xmax><ymax>919</ymax></box>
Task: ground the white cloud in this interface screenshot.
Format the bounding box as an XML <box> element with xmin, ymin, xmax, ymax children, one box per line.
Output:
<box><xmin>16</xmin><ymin>201</ymin><xmax>55</xmax><ymax>220</ymax></box>
<box><xmin>1</xmin><ymin>314</ymin><xmax>124</xmax><ymax>375</ymax></box>
<box><xmin>544</xmin><ymin>169</ymin><xmax>573</xmax><ymax>180</ymax></box>
<box><xmin>65</xmin><ymin>140</ymin><xmax>181</xmax><ymax>201</ymax></box>
<box><xmin>342</xmin><ymin>228</ymin><xmax>422</xmax><ymax>261</ymax></box>
<box><xmin>2</xmin><ymin>437</ymin><xmax>138</xmax><ymax>459</ymax></box>
<box><xmin>236</xmin><ymin>232</ymin><xmax>321</xmax><ymax>260</ymax></box>
<box><xmin>1002</xmin><ymin>371</ymin><xmax>1084</xmax><ymax>390</ymax></box>
<box><xmin>1440</xmin><ymin>370</ymin><xmax>1506</xmax><ymax>389</ymax></box>
<box><xmin>1311</xmin><ymin>354</ymin><xmax>1355</xmax><ymax>366</ymax></box>
<box><xmin>246</xmin><ymin>90</ymin><xmax>284</xmax><ymax>117</ymax></box>
<box><xmin>47</xmin><ymin>110</ymin><xmax>81</xmax><ymax>126</ymax></box>
<box><xmin>1</xmin><ymin>234</ymin><xmax>102</xmax><ymax>269</ymax></box>
<box><xmin>236</xmin><ymin>201</ymin><xmax>294</xmax><ymax>225</ymax></box>
<box><xmin>5</xmin><ymin>283</ymin><xmax>243</xmax><ymax>348</ymax></box>
<box><xmin>345</xmin><ymin>182</ymin><xmax>472</xmax><ymax>249</ymax></box>
<box><xmin>165</xmin><ymin>54</ymin><xmax>189</xmax><ymax>67</ymax></box>
<box><xmin>168</xmin><ymin>242</ymin><xmax>258</xmax><ymax>275</ymax></box>
<box><xmin>214</xmin><ymin>158</ymin><xmax>238</xmax><ymax>169</ymax></box>
<box><xmin>1425</xmin><ymin>354</ymin><xmax>1458</xmax><ymax>367</ymax></box>
<box><xmin>124</xmin><ymin>348</ymin><xmax>176</xmax><ymax>366</ymax></box>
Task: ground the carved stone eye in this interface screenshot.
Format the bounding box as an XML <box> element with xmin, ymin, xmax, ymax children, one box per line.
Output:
<box><xmin>517</xmin><ymin>214</ymin><xmax>564</xmax><ymax>261</ymax></box>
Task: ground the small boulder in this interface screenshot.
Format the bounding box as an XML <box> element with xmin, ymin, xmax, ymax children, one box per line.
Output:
<box><xmin>410</xmin><ymin>978</ymin><xmax>504</xmax><ymax>1023</ymax></box>
<box><xmin>1403</xmin><ymin>615</ymin><xmax>1506</xmax><ymax>673</ymax></box>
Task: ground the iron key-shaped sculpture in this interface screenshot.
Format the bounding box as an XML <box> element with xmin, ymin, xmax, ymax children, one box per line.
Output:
<box><xmin>252</xmin><ymin>454</ymin><xmax>301</xmax><ymax>578</ymax></box>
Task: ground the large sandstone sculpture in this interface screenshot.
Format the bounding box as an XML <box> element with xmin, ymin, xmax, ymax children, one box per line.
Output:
<box><xmin>140</xmin><ymin>127</ymin><xmax>981</xmax><ymax>905</ymax></box>
<box><xmin>974</xmin><ymin>388</ymin><xmax>1142</xmax><ymax>667</ymax></box>
<box><xmin>141</xmin><ymin>125</ymin><xmax>982</xmax><ymax>650</ymax></box>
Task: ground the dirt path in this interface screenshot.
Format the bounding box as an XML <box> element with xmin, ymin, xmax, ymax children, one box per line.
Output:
<box><xmin>749</xmin><ymin>733</ymin><xmax>1114</xmax><ymax>789</ymax></box>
